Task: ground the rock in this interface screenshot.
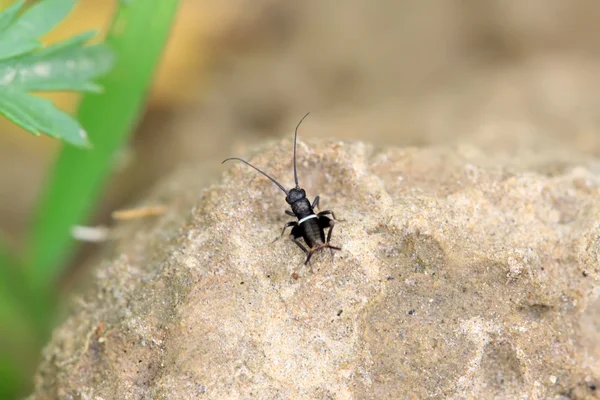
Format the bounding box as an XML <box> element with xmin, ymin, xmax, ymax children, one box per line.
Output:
<box><xmin>29</xmin><ymin>138</ymin><xmax>600</xmax><ymax>399</ymax></box>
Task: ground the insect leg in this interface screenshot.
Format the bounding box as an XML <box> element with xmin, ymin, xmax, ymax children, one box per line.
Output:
<box><xmin>273</xmin><ymin>221</ymin><xmax>297</xmax><ymax>243</ymax></box>
<box><xmin>290</xmin><ymin>233</ymin><xmax>313</xmax><ymax>272</ymax></box>
<box><xmin>326</xmin><ymin>220</ymin><xmax>335</xmax><ymax>243</ymax></box>
<box><xmin>318</xmin><ymin>209</ymin><xmax>345</xmax><ymax>222</ymax></box>
<box><xmin>305</xmin><ymin>250</ymin><xmax>316</xmax><ymax>266</ymax></box>
<box><xmin>318</xmin><ymin>216</ymin><xmax>334</xmax><ymax>242</ymax></box>
<box><xmin>326</xmin><ymin>219</ymin><xmax>336</xmax><ymax>259</ymax></box>
<box><xmin>317</xmin><ymin>210</ymin><xmax>336</xmax><ymax>220</ymax></box>
<box><xmin>285</xmin><ymin>210</ymin><xmax>295</xmax><ymax>216</ymax></box>
<box><xmin>320</xmin><ymin>216</ymin><xmax>341</xmax><ymax>260</ymax></box>
<box><xmin>289</xmin><ymin>225</ymin><xmax>309</xmax><ymax>254</ymax></box>
<box><xmin>289</xmin><ymin>225</ymin><xmax>313</xmax><ymax>270</ymax></box>
<box><xmin>311</xmin><ymin>195</ymin><xmax>320</xmax><ymax>210</ymax></box>
<box><xmin>290</xmin><ymin>235</ymin><xmax>309</xmax><ymax>254</ymax></box>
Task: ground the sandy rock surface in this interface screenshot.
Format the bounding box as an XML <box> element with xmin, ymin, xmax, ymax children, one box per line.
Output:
<box><xmin>30</xmin><ymin>138</ymin><xmax>600</xmax><ymax>399</ymax></box>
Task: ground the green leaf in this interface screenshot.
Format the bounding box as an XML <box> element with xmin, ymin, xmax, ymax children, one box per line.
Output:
<box><xmin>0</xmin><ymin>89</ymin><xmax>90</xmax><ymax>147</ymax></box>
<box><xmin>28</xmin><ymin>0</ymin><xmax>182</xmax><ymax>289</ymax></box>
<box><xmin>0</xmin><ymin>0</ymin><xmax>76</xmax><ymax>60</ymax></box>
<box><xmin>29</xmin><ymin>30</ymin><xmax>96</xmax><ymax>57</ymax></box>
<box><xmin>0</xmin><ymin>37</ymin><xmax>37</xmax><ymax>61</ymax></box>
<box><xmin>0</xmin><ymin>2</ymin><xmax>116</xmax><ymax>143</ymax></box>
<box><xmin>0</xmin><ymin>1</ymin><xmax>116</xmax><ymax>143</ymax></box>
<box><xmin>0</xmin><ymin>90</ymin><xmax>40</xmax><ymax>134</ymax></box>
<box><xmin>0</xmin><ymin>0</ymin><xmax>25</xmax><ymax>33</ymax></box>
<box><xmin>16</xmin><ymin>0</ymin><xmax>76</xmax><ymax>37</ymax></box>
<box><xmin>0</xmin><ymin>37</ymin><xmax>115</xmax><ymax>92</ymax></box>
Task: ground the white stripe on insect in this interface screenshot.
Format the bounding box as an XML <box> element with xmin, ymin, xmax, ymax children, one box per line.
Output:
<box><xmin>297</xmin><ymin>214</ymin><xmax>317</xmax><ymax>225</ymax></box>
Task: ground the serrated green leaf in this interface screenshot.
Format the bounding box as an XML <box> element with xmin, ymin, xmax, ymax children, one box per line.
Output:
<box><xmin>27</xmin><ymin>80</ymin><xmax>103</xmax><ymax>92</ymax></box>
<box><xmin>0</xmin><ymin>92</ymin><xmax>41</xmax><ymax>134</ymax></box>
<box><xmin>0</xmin><ymin>90</ymin><xmax>90</xmax><ymax>147</ymax></box>
<box><xmin>0</xmin><ymin>0</ymin><xmax>25</xmax><ymax>33</ymax></box>
<box><xmin>17</xmin><ymin>0</ymin><xmax>76</xmax><ymax>38</ymax></box>
<box><xmin>29</xmin><ymin>30</ymin><xmax>97</xmax><ymax>58</ymax></box>
<box><xmin>0</xmin><ymin>41</ymin><xmax>115</xmax><ymax>92</ymax></box>
<box><xmin>0</xmin><ymin>0</ymin><xmax>76</xmax><ymax>60</ymax></box>
<box><xmin>0</xmin><ymin>38</ymin><xmax>38</xmax><ymax>60</ymax></box>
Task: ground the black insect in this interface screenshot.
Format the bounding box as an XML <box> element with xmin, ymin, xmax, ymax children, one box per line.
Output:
<box><xmin>222</xmin><ymin>112</ymin><xmax>341</xmax><ymax>267</ymax></box>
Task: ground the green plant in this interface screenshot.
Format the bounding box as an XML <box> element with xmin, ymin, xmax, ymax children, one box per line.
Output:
<box><xmin>0</xmin><ymin>0</ymin><xmax>113</xmax><ymax>147</ymax></box>
<box><xmin>0</xmin><ymin>0</ymin><xmax>181</xmax><ymax>398</ymax></box>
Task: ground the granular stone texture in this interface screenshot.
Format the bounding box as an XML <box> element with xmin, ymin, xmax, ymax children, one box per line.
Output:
<box><xmin>29</xmin><ymin>139</ymin><xmax>600</xmax><ymax>399</ymax></box>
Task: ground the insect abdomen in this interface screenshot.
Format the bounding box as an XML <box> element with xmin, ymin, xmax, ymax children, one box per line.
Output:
<box><xmin>302</xmin><ymin>218</ymin><xmax>325</xmax><ymax>248</ymax></box>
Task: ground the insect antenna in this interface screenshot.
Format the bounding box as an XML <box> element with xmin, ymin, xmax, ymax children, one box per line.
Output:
<box><xmin>293</xmin><ymin>112</ymin><xmax>311</xmax><ymax>189</ymax></box>
<box><xmin>222</xmin><ymin>157</ymin><xmax>288</xmax><ymax>194</ymax></box>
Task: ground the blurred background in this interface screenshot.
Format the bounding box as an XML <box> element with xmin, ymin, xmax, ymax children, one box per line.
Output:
<box><xmin>1</xmin><ymin>0</ymin><xmax>600</xmax><ymax>393</ymax></box>
<box><xmin>2</xmin><ymin>0</ymin><xmax>600</xmax><ymax>258</ymax></box>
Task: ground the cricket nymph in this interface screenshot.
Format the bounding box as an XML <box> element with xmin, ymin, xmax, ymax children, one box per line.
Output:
<box><xmin>222</xmin><ymin>113</ymin><xmax>341</xmax><ymax>267</ymax></box>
